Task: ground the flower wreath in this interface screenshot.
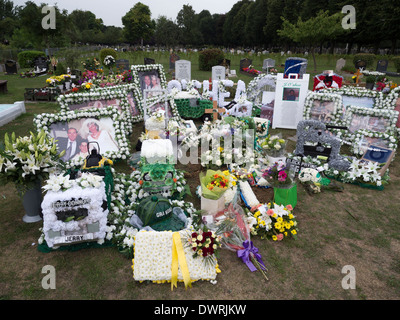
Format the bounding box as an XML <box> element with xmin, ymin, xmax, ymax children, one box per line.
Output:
<box><xmin>246</xmin><ymin>74</ymin><xmax>277</xmax><ymax>105</ymax></box>
<box><xmin>385</xmin><ymin>86</ymin><xmax>400</xmax><ymax>110</ymax></box>
<box><xmin>33</xmin><ymin>106</ymin><xmax>131</xmax><ymax>168</ymax></box>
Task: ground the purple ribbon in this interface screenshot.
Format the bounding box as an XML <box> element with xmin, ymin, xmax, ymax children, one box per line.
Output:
<box><xmin>237</xmin><ymin>240</ymin><xmax>267</xmax><ymax>272</ymax></box>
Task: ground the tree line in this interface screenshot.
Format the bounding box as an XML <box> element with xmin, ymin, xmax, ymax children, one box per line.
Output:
<box><xmin>1</xmin><ymin>0</ymin><xmax>399</xmax><ymax>54</ymax></box>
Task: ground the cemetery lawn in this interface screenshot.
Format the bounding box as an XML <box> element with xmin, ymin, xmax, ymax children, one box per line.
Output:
<box><xmin>1</xmin><ymin>53</ymin><xmax>400</xmax><ymax>300</ymax></box>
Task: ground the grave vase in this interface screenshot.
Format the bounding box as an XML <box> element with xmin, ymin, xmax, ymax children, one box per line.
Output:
<box><xmin>273</xmin><ymin>183</ymin><xmax>297</xmax><ymax>209</ymax></box>
<box><xmin>22</xmin><ymin>180</ymin><xmax>43</xmax><ymax>223</ymax></box>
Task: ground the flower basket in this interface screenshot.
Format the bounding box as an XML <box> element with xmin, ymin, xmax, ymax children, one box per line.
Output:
<box><xmin>273</xmin><ymin>183</ymin><xmax>297</xmax><ymax>208</ymax></box>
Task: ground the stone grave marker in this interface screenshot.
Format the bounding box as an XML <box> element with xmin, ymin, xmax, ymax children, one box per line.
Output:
<box><xmin>144</xmin><ymin>57</ymin><xmax>155</xmax><ymax>65</ymax></box>
<box><xmin>376</xmin><ymin>60</ymin><xmax>388</xmax><ymax>73</ymax></box>
<box><xmin>116</xmin><ymin>59</ymin><xmax>130</xmax><ymax>71</ymax></box>
<box><xmin>5</xmin><ymin>60</ymin><xmax>17</xmax><ymax>74</ymax></box>
<box><xmin>212</xmin><ymin>66</ymin><xmax>226</xmax><ymax>81</ymax></box>
<box><xmin>175</xmin><ymin>59</ymin><xmax>191</xmax><ymax>81</ymax></box>
<box><xmin>262</xmin><ymin>58</ymin><xmax>275</xmax><ymax>73</ymax></box>
<box><xmin>240</xmin><ymin>58</ymin><xmax>252</xmax><ymax>71</ymax></box>
<box><xmin>335</xmin><ymin>58</ymin><xmax>346</xmax><ymax>73</ymax></box>
<box><xmin>354</xmin><ymin>59</ymin><xmax>367</xmax><ymax>70</ymax></box>
<box><xmin>169</xmin><ymin>53</ymin><xmax>180</xmax><ymax>71</ymax></box>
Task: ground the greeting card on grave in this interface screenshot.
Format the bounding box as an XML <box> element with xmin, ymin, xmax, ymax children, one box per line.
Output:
<box><xmin>361</xmin><ymin>145</ymin><xmax>395</xmax><ymax>176</ymax></box>
<box><xmin>272</xmin><ymin>73</ymin><xmax>310</xmax><ymax>129</ymax></box>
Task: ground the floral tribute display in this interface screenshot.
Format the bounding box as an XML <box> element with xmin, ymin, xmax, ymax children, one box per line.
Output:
<box><xmin>262</xmin><ymin>162</ymin><xmax>294</xmax><ymax>188</ymax></box>
<box><xmin>39</xmin><ymin>172</ymin><xmax>109</xmax><ymax>248</ymax></box>
<box><xmin>0</xmin><ymin>130</ymin><xmax>63</xmax><ymax>195</ymax></box>
<box><xmin>249</xmin><ymin>203</ymin><xmax>297</xmax><ymax>241</ymax></box>
<box><xmin>186</xmin><ymin>228</ymin><xmax>222</xmax><ymax>262</ymax></box>
<box><xmin>7</xmin><ymin>57</ymin><xmax>400</xmax><ymax>292</ymax></box>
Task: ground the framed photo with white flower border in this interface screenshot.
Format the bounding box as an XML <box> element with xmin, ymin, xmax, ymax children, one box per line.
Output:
<box><xmin>57</xmin><ymin>86</ymin><xmax>136</xmax><ymax>132</ymax></box>
<box><xmin>336</xmin><ymin>106</ymin><xmax>399</xmax><ymax>144</ymax></box>
<box><xmin>320</xmin><ymin>86</ymin><xmax>384</xmax><ymax>118</ymax></box>
<box><xmin>130</xmin><ymin>64</ymin><xmax>167</xmax><ymax>100</ymax></box>
<box><xmin>33</xmin><ymin>107</ymin><xmax>131</xmax><ymax>167</ymax></box>
<box><xmin>303</xmin><ymin>91</ymin><xmax>343</xmax><ymax>125</ymax></box>
<box><xmin>143</xmin><ymin>94</ymin><xmax>181</xmax><ymax>122</ymax></box>
<box><xmin>351</xmin><ymin>129</ymin><xmax>398</xmax><ymax>157</ymax></box>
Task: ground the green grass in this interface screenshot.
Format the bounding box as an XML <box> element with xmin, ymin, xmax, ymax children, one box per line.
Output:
<box><xmin>1</xmin><ymin>51</ymin><xmax>400</xmax><ymax>300</ymax></box>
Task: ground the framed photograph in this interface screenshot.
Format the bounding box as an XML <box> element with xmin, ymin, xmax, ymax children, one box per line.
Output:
<box><xmin>131</xmin><ymin>64</ymin><xmax>167</xmax><ymax>99</ymax></box>
<box><xmin>346</xmin><ymin>106</ymin><xmax>398</xmax><ymax>134</ymax></box>
<box><xmin>319</xmin><ymin>86</ymin><xmax>384</xmax><ymax>118</ymax></box>
<box><xmin>33</xmin><ymin>107</ymin><xmax>131</xmax><ymax>165</ymax></box>
<box><xmin>282</xmin><ymin>87</ymin><xmax>300</xmax><ymax>101</ymax></box>
<box><xmin>260</xmin><ymin>91</ymin><xmax>275</xmax><ymax>121</ymax></box>
<box><xmin>143</xmin><ymin>95</ymin><xmax>181</xmax><ymax>121</ymax></box>
<box><xmin>126</xmin><ymin>85</ymin><xmax>145</xmax><ymax>122</ymax></box>
<box><xmin>303</xmin><ymin>92</ymin><xmax>343</xmax><ymax>124</ymax></box>
<box><xmin>58</xmin><ymin>86</ymin><xmax>137</xmax><ymax>131</ymax></box>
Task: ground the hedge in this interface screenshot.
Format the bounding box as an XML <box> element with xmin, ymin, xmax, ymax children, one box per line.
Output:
<box><xmin>99</xmin><ymin>48</ymin><xmax>118</xmax><ymax>66</ymax></box>
<box><xmin>17</xmin><ymin>50</ymin><xmax>47</xmax><ymax>68</ymax></box>
<box><xmin>198</xmin><ymin>49</ymin><xmax>224</xmax><ymax>71</ymax></box>
<box><xmin>392</xmin><ymin>56</ymin><xmax>400</xmax><ymax>73</ymax></box>
<box><xmin>352</xmin><ymin>53</ymin><xmax>376</xmax><ymax>69</ymax></box>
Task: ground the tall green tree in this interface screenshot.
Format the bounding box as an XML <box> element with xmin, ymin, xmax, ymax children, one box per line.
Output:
<box><xmin>176</xmin><ymin>4</ymin><xmax>202</xmax><ymax>46</ymax></box>
<box><xmin>154</xmin><ymin>15</ymin><xmax>180</xmax><ymax>47</ymax></box>
<box><xmin>277</xmin><ymin>10</ymin><xmax>347</xmax><ymax>71</ymax></box>
<box><xmin>0</xmin><ymin>0</ymin><xmax>17</xmax><ymax>42</ymax></box>
<box><xmin>122</xmin><ymin>2</ymin><xmax>154</xmax><ymax>46</ymax></box>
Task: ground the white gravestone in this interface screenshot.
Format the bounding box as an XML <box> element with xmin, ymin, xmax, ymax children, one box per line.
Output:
<box><xmin>212</xmin><ymin>66</ymin><xmax>226</xmax><ymax>81</ymax></box>
<box><xmin>175</xmin><ymin>60</ymin><xmax>191</xmax><ymax>82</ymax></box>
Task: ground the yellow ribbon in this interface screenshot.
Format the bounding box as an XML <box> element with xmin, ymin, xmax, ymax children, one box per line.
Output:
<box><xmin>171</xmin><ymin>232</ymin><xmax>192</xmax><ymax>291</ymax></box>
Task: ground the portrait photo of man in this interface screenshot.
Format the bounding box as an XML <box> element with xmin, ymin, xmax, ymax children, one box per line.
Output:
<box><xmin>56</xmin><ymin>127</ymin><xmax>83</xmax><ymax>162</ymax></box>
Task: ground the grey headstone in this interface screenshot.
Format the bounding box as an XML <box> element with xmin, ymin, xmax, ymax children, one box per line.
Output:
<box><xmin>376</xmin><ymin>60</ymin><xmax>388</xmax><ymax>73</ymax></box>
<box><xmin>5</xmin><ymin>60</ymin><xmax>17</xmax><ymax>74</ymax></box>
<box><xmin>263</xmin><ymin>58</ymin><xmax>275</xmax><ymax>72</ymax></box>
<box><xmin>212</xmin><ymin>66</ymin><xmax>226</xmax><ymax>81</ymax></box>
<box><xmin>335</xmin><ymin>58</ymin><xmax>346</xmax><ymax>72</ymax></box>
<box><xmin>175</xmin><ymin>59</ymin><xmax>191</xmax><ymax>81</ymax></box>
<box><xmin>116</xmin><ymin>59</ymin><xmax>129</xmax><ymax>71</ymax></box>
<box><xmin>240</xmin><ymin>58</ymin><xmax>252</xmax><ymax>71</ymax></box>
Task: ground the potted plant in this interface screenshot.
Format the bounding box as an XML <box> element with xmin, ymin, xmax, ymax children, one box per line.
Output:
<box><xmin>262</xmin><ymin>162</ymin><xmax>297</xmax><ymax>208</ymax></box>
<box><xmin>0</xmin><ymin>130</ymin><xmax>65</xmax><ymax>222</ymax></box>
<box><xmin>365</xmin><ymin>75</ymin><xmax>375</xmax><ymax>90</ymax></box>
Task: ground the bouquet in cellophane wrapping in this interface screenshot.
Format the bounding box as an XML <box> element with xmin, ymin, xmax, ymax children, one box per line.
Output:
<box><xmin>213</xmin><ymin>203</ymin><xmax>269</xmax><ymax>281</ymax></box>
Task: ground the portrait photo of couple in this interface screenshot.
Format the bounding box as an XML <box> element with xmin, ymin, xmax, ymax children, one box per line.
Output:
<box><xmin>50</xmin><ymin>117</ymin><xmax>120</xmax><ymax>162</ymax></box>
<box><xmin>139</xmin><ymin>71</ymin><xmax>163</xmax><ymax>98</ymax></box>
